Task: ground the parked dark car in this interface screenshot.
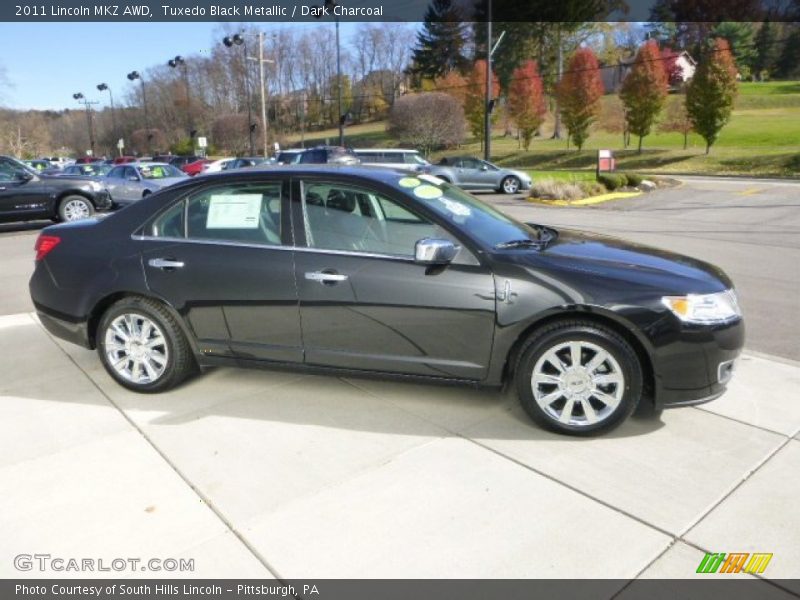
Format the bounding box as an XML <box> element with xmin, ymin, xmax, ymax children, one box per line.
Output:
<box><xmin>298</xmin><ymin>146</ymin><xmax>360</xmax><ymax>165</ymax></box>
<box><xmin>0</xmin><ymin>155</ymin><xmax>112</xmax><ymax>222</ymax></box>
<box><xmin>75</xmin><ymin>156</ymin><xmax>103</xmax><ymax>164</ymax></box>
<box><xmin>224</xmin><ymin>157</ymin><xmax>271</xmax><ymax>170</ymax></box>
<box><xmin>59</xmin><ymin>164</ymin><xmax>113</xmax><ymax>179</ymax></box>
<box><xmin>29</xmin><ymin>167</ymin><xmax>743</xmax><ymax>435</ymax></box>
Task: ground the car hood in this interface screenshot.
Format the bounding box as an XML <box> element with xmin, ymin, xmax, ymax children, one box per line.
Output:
<box><xmin>40</xmin><ymin>174</ymin><xmax>96</xmax><ymax>187</ymax></box>
<box><xmin>523</xmin><ymin>226</ymin><xmax>732</xmax><ymax>294</ymax></box>
<box><xmin>144</xmin><ymin>177</ymin><xmax>186</xmax><ymax>187</ymax></box>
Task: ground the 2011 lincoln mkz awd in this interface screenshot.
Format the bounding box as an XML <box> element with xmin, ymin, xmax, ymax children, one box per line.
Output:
<box><xmin>29</xmin><ymin>166</ymin><xmax>744</xmax><ymax>435</ymax></box>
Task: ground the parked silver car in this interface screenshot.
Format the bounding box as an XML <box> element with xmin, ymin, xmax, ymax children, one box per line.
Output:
<box><xmin>104</xmin><ymin>162</ymin><xmax>188</xmax><ymax>206</ymax></box>
<box><xmin>425</xmin><ymin>156</ymin><xmax>532</xmax><ymax>194</ymax></box>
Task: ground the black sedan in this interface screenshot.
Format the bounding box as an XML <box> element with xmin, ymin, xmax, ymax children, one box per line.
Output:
<box><xmin>1</xmin><ymin>155</ymin><xmax>112</xmax><ymax>223</ymax></box>
<box><xmin>29</xmin><ymin>167</ymin><xmax>744</xmax><ymax>435</ymax></box>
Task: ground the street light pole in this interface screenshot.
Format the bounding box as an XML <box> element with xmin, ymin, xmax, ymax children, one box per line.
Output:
<box><xmin>127</xmin><ymin>71</ymin><xmax>151</xmax><ymax>154</ymax></box>
<box><xmin>314</xmin><ymin>0</ymin><xmax>345</xmax><ymax>146</ymax></box>
<box><xmin>484</xmin><ymin>0</ymin><xmax>492</xmax><ymax>161</ymax></box>
<box><xmin>168</xmin><ymin>56</ymin><xmax>195</xmax><ymax>146</ymax></box>
<box><xmin>223</xmin><ymin>33</ymin><xmax>255</xmax><ymax>156</ymax></box>
<box><xmin>258</xmin><ymin>31</ymin><xmax>269</xmax><ymax>157</ymax></box>
<box><xmin>96</xmin><ymin>83</ymin><xmax>118</xmax><ymax>156</ymax></box>
<box><xmin>72</xmin><ymin>93</ymin><xmax>98</xmax><ymax>157</ymax></box>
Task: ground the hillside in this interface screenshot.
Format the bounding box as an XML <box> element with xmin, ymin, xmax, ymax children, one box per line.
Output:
<box><xmin>285</xmin><ymin>82</ymin><xmax>800</xmax><ymax>178</ymax></box>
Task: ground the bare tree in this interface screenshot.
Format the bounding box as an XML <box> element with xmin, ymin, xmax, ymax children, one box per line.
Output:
<box><xmin>388</xmin><ymin>92</ymin><xmax>465</xmax><ymax>156</ymax></box>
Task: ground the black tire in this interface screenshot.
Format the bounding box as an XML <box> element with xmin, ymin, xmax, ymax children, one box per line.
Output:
<box><xmin>96</xmin><ymin>296</ymin><xmax>196</xmax><ymax>393</ymax></box>
<box><xmin>515</xmin><ymin>320</ymin><xmax>642</xmax><ymax>436</ymax></box>
<box><xmin>57</xmin><ymin>195</ymin><xmax>94</xmax><ymax>222</ymax></box>
<box><xmin>500</xmin><ymin>176</ymin><xmax>521</xmax><ymax>194</ymax></box>
<box><xmin>142</xmin><ymin>190</ymin><xmax>152</xmax><ymax>198</ymax></box>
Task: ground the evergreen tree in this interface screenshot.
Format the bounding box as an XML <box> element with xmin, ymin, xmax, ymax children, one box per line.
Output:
<box><xmin>774</xmin><ymin>28</ymin><xmax>800</xmax><ymax>79</ymax></box>
<box><xmin>408</xmin><ymin>0</ymin><xmax>470</xmax><ymax>80</ymax></box>
<box><xmin>712</xmin><ymin>22</ymin><xmax>756</xmax><ymax>79</ymax></box>
<box><xmin>753</xmin><ymin>21</ymin><xmax>777</xmax><ymax>79</ymax></box>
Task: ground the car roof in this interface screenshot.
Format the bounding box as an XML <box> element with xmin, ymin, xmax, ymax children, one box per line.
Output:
<box><xmin>192</xmin><ymin>164</ymin><xmax>411</xmax><ymax>185</ymax></box>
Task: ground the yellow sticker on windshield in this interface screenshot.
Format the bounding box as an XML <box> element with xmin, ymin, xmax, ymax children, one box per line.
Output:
<box><xmin>413</xmin><ymin>184</ymin><xmax>443</xmax><ymax>200</ymax></box>
<box><xmin>398</xmin><ymin>177</ymin><xmax>421</xmax><ymax>188</ymax></box>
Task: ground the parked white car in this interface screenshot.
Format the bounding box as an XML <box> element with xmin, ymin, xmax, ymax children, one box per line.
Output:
<box><xmin>354</xmin><ymin>148</ymin><xmax>430</xmax><ymax>172</ymax></box>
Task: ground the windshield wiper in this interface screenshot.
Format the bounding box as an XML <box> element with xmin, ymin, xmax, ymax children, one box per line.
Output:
<box><xmin>494</xmin><ymin>238</ymin><xmax>543</xmax><ymax>250</ymax></box>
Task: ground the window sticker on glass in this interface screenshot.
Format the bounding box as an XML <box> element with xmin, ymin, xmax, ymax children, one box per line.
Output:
<box><xmin>206</xmin><ymin>194</ymin><xmax>262</xmax><ymax>229</ymax></box>
<box><xmin>398</xmin><ymin>177</ymin><xmax>421</xmax><ymax>188</ymax></box>
<box><xmin>412</xmin><ymin>184</ymin><xmax>443</xmax><ymax>200</ymax></box>
<box><xmin>438</xmin><ymin>197</ymin><xmax>472</xmax><ymax>217</ymax></box>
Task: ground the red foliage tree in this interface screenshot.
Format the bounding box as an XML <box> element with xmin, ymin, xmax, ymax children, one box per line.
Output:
<box><xmin>507</xmin><ymin>60</ymin><xmax>547</xmax><ymax>151</ymax></box>
<box><xmin>620</xmin><ymin>40</ymin><xmax>669</xmax><ymax>153</ymax></box>
<box><xmin>555</xmin><ymin>48</ymin><xmax>604</xmax><ymax>151</ymax></box>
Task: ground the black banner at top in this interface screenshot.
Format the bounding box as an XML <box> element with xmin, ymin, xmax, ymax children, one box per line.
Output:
<box><xmin>3</xmin><ymin>0</ymin><xmax>800</xmax><ymax>22</ymax></box>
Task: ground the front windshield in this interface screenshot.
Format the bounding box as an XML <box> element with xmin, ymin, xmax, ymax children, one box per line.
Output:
<box><xmin>81</xmin><ymin>164</ymin><xmax>111</xmax><ymax>176</ymax></box>
<box><xmin>396</xmin><ymin>175</ymin><xmax>536</xmax><ymax>249</ymax></box>
<box><xmin>138</xmin><ymin>164</ymin><xmax>184</xmax><ymax>179</ymax></box>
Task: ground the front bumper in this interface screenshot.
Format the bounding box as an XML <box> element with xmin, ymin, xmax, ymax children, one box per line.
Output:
<box><xmin>654</xmin><ymin>317</ymin><xmax>745</xmax><ymax>409</ymax></box>
<box><xmin>93</xmin><ymin>189</ymin><xmax>113</xmax><ymax>210</ymax></box>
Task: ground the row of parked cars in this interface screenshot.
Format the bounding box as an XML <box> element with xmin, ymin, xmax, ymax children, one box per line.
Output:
<box><xmin>2</xmin><ymin>146</ymin><xmax>532</xmax><ymax>225</ymax></box>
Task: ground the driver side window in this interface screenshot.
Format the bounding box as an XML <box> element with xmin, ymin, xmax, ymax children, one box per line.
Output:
<box><xmin>301</xmin><ymin>182</ymin><xmax>444</xmax><ymax>257</ymax></box>
<box><xmin>0</xmin><ymin>160</ymin><xmax>18</xmax><ymax>182</ymax></box>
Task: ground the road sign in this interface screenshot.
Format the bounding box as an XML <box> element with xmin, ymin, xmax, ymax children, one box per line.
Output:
<box><xmin>597</xmin><ymin>149</ymin><xmax>615</xmax><ymax>173</ymax></box>
<box><xmin>197</xmin><ymin>136</ymin><xmax>208</xmax><ymax>148</ymax></box>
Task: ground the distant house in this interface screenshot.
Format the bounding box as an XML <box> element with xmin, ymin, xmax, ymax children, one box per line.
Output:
<box><xmin>600</xmin><ymin>50</ymin><xmax>696</xmax><ymax>94</ymax></box>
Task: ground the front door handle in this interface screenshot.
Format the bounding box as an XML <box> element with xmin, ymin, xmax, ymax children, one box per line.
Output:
<box><xmin>148</xmin><ymin>258</ymin><xmax>185</xmax><ymax>270</ymax></box>
<box><xmin>305</xmin><ymin>270</ymin><xmax>348</xmax><ymax>285</ymax></box>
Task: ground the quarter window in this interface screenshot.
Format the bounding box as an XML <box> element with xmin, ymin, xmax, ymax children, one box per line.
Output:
<box><xmin>301</xmin><ymin>181</ymin><xmax>444</xmax><ymax>257</ymax></box>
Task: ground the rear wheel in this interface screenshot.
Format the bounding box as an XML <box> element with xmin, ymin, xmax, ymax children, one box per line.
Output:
<box><xmin>515</xmin><ymin>320</ymin><xmax>642</xmax><ymax>436</ymax></box>
<box><xmin>97</xmin><ymin>297</ymin><xmax>196</xmax><ymax>393</ymax></box>
<box><xmin>58</xmin><ymin>195</ymin><xmax>94</xmax><ymax>222</ymax></box>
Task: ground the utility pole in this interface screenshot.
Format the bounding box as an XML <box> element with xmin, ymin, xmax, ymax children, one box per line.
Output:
<box><xmin>335</xmin><ymin>15</ymin><xmax>343</xmax><ymax>146</ymax></box>
<box><xmin>484</xmin><ymin>1</ymin><xmax>492</xmax><ymax>161</ymax></box>
<box><xmin>258</xmin><ymin>31</ymin><xmax>269</xmax><ymax>157</ymax></box>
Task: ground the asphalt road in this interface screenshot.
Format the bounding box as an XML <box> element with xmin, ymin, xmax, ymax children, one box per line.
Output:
<box><xmin>2</xmin><ymin>175</ymin><xmax>798</xmax><ymax>360</ymax></box>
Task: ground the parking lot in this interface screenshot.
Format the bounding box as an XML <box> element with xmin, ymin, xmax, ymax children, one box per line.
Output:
<box><xmin>1</xmin><ymin>177</ymin><xmax>799</xmax><ymax>590</ymax></box>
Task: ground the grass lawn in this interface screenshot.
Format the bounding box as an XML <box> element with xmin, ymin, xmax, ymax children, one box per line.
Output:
<box><xmin>286</xmin><ymin>82</ymin><xmax>800</xmax><ymax>178</ymax></box>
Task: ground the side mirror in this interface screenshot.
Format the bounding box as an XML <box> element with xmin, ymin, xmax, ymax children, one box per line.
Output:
<box><xmin>15</xmin><ymin>170</ymin><xmax>34</xmax><ymax>182</ymax></box>
<box><xmin>415</xmin><ymin>238</ymin><xmax>458</xmax><ymax>265</ymax></box>
<box><xmin>480</xmin><ymin>164</ymin><xmax>489</xmax><ymax>171</ymax></box>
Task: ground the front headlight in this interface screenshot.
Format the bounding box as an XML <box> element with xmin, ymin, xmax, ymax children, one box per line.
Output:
<box><xmin>661</xmin><ymin>290</ymin><xmax>741</xmax><ymax>324</ymax></box>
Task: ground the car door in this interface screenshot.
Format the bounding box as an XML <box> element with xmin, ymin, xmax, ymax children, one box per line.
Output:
<box><xmin>457</xmin><ymin>159</ymin><xmax>494</xmax><ymax>189</ymax></box>
<box><xmin>105</xmin><ymin>166</ymin><xmax>128</xmax><ymax>202</ymax></box>
<box><xmin>122</xmin><ymin>166</ymin><xmax>142</xmax><ymax>200</ymax></box>
<box><xmin>0</xmin><ymin>159</ymin><xmax>49</xmax><ymax>220</ymax></box>
<box><xmin>292</xmin><ymin>177</ymin><xmax>497</xmax><ymax>380</ymax></box>
<box><xmin>138</xmin><ymin>177</ymin><xmax>302</xmax><ymax>362</ymax></box>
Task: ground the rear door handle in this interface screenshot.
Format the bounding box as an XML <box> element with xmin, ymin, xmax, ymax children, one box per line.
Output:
<box><xmin>148</xmin><ymin>258</ymin><xmax>185</xmax><ymax>270</ymax></box>
<box><xmin>305</xmin><ymin>271</ymin><xmax>348</xmax><ymax>285</ymax></box>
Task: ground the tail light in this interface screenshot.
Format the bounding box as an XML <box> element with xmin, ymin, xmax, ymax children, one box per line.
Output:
<box><xmin>34</xmin><ymin>235</ymin><xmax>61</xmax><ymax>261</ymax></box>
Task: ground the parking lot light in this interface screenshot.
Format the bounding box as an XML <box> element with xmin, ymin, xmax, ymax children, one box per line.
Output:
<box><xmin>167</xmin><ymin>55</ymin><xmax>195</xmax><ymax>146</ymax></box>
<box><xmin>127</xmin><ymin>70</ymin><xmax>152</xmax><ymax>154</ymax></box>
<box><xmin>72</xmin><ymin>92</ymin><xmax>97</xmax><ymax>157</ymax></box>
<box><xmin>96</xmin><ymin>83</ymin><xmax>119</xmax><ymax>156</ymax></box>
<box><xmin>222</xmin><ymin>33</ymin><xmax>254</xmax><ymax>155</ymax></box>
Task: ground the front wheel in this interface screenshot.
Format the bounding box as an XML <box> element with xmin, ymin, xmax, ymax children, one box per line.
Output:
<box><xmin>58</xmin><ymin>195</ymin><xmax>94</xmax><ymax>222</ymax></box>
<box><xmin>515</xmin><ymin>320</ymin><xmax>642</xmax><ymax>436</ymax></box>
<box><xmin>500</xmin><ymin>176</ymin><xmax>520</xmax><ymax>194</ymax></box>
<box><xmin>97</xmin><ymin>297</ymin><xmax>196</xmax><ymax>393</ymax></box>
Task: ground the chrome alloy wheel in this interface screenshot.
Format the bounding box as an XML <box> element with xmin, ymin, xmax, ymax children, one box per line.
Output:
<box><xmin>62</xmin><ymin>198</ymin><xmax>91</xmax><ymax>221</ymax></box>
<box><xmin>531</xmin><ymin>341</ymin><xmax>624</xmax><ymax>427</ymax></box>
<box><xmin>502</xmin><ymin>177</ymin><xmax>520</xmax><ymax>194</ymax></box>
<box><xmin>104</xmin><ymin>313</ymin><xmax>169</xmax><ymax>384</ymax></box>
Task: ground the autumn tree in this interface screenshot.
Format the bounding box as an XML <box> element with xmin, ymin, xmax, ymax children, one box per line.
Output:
<box><xmin>433</xmin><ymin>71</ymin><xmax>467</xmax><ymax>107</ymax></box>
<box><xmin>463</xmin><ymin>60</ymin><xmax>500</xmax><ymax>149</ymax></box>
<box><xmin>507</xmin><ymin>60</ymin><xmax>547</xmax><ymax>151</ymax></box>
<box><xmin>658</xmin><ymin>94</ymin><xmax>693</xmax><ymax>149</ymax></box>
<box><xmin>686</xmin><ymin>38</ymin><xmax>739</xmax><ymax>154</ymax></box>
<box><xmin>555</xmin><ymin>48</ymin><xmax>604</xmax><ymax>151</ymax></box>
<box><xmin>388</xmin><ymin>92</ymin><xmax>465</xmax><ymax>156</ymax></box>
<box><xmin>620</xmin><ymin>40</ymin><xmax>669</xmax><ymax>154</ymax></box>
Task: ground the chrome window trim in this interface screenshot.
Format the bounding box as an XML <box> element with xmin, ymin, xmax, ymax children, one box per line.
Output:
<box><xmin>130</xmin><ymin>233</ymin><xmax>415</xmax><ymax>262</ymax></box>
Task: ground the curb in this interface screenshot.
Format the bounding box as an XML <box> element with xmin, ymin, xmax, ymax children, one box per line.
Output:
<box><xmin>529</xmin><ymin>191</ymin><xmax>642</xmax><ymax>207</ymax></box>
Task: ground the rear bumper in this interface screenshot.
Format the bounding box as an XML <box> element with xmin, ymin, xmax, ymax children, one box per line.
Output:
<box><xmin>35</xmin><ymin>305</ymin><xmax>92</xmax><ymax>349</ymax></box>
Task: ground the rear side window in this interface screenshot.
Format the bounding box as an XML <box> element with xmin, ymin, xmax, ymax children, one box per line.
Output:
<box><xmin>186</xmin><ymin>183</ymin><xmax>282</xmax><ymax>245</ymax></box>
<box><xmin>151</xmin><ymin>201</ymin><xmax>185</xmax><ymax>238</ymax></box>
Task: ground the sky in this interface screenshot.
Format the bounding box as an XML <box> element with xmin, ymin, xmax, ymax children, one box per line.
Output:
<box><xmin>0</xmin><ymin>21</ymin><xmax>362</xmax><ymax>111</ymax></box>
